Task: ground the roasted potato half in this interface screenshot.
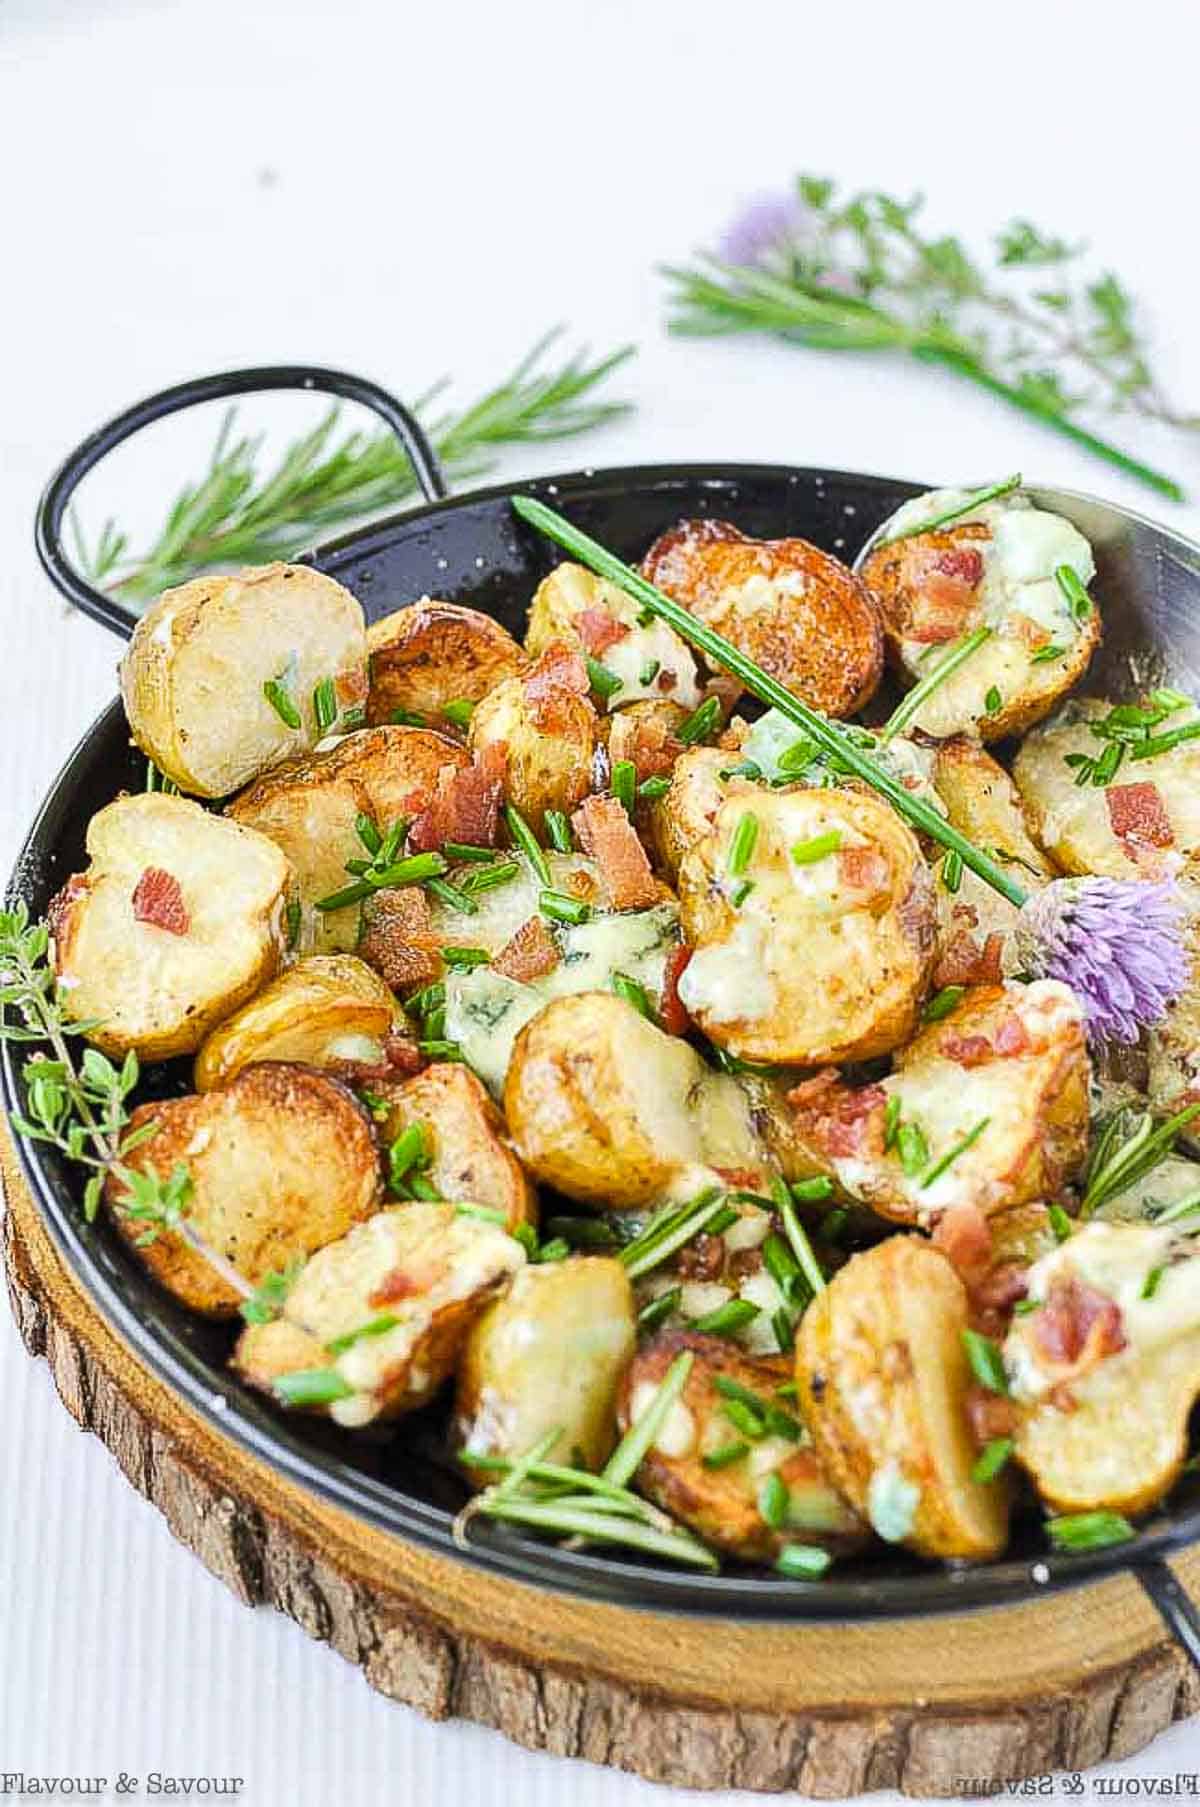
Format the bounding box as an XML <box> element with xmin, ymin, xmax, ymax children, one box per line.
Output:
<box><xmin>525</xmin><ymin>562</ymin><xmax>702</xmax><ymax>712</ymax></box>
<box><xmin>456</xmin><ymin>1257</ymin><xmax>636</xmax><ymax>1473</ymax></box>
<box><xmin>642</xmin><ymin>519</ymin><xmax>883</xmax><ymax>719</ymax></box>
<box><xmin>504</xmin><ymin>991</ymin><xmax>775</xmax><ymax>1208</ymax></box>
<box><xmin>616</xmin><ymin>1332</ymin><xmax>864</xmax><ymax>1562</ymax></box>
<box><xmin>232</xmin><ymin>1200</ymin><xmax>524</xmax><ymax>1427</ymax></box>
<box><xmin>797</xmin><ymin>1237</ymin><xmax>1010</xmax><ymax>1559</ymax></box>
<box><xmin>932</xmin><ymin>737</ymin><xmax>1056</xmax><ymax>880</ymax></box>
<box><xmin>108</xmin><ymin>1063</ymin><xmax>380</xmax><ymax>1315</ymax></box>
<box><xmin>859</xmin><ymin>491</ymin><xmax>1099</xmax><ymax>741</ymax></box>
<box><xmin>194</xmin><ymin>954</ymin><xmax>402</xmax><ymax>1089</ymax></box>
<box><xmin>1013</xmin><ymin>699</ymin><xmax>1200</xmax><ymax>879</ymax></box>
<box><xmin>366</xmin><ymin>598</ymin><xmax>527</xmax><ymax>728</ymax></box>
<box><xmin>467</xmin><ymin>649</ymin><xmax>598</xmax><ymax>833</ymax></box>
<box><xmin>788</xmin><ymin>981</ymin><xmax>1090</xmax><ymax>1226</ymax></box>
<box><xmin>120</xmin><ymin>563</ymin><xmax>367</xmax><ymax>797</ymax></box>
<box><xmin>1007</xmin><ymin>1223</ymin><xmax>1200</xmax><ymax>1516</ymax></box>
<box><xmin>49</xmin><ymin>792</ymin><xmax>290</xmax><ymax>1060</ymax></box>
<box><xmin>648</xmin><ymin>747</ymin><xmax>761</xmax><ymax>886</ymax></box>
<box><xmin>376</xmin><ymin>1061</ymin><xmax>536</xmax><ymax>1232</ymax></box>
<box><xmin>1148</xmin><ymin>882</ymin><xmax>1200</xmax><ymax>1140</ymax></box>
<box><xmin>677</xmin><ymin>786</ymin><xmax>937</xmax><ymax>1066</ymax></box>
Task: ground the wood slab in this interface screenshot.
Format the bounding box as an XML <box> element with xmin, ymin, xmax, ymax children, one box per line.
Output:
<box><xmin>4</xmin><ymin>1124</ymin><xmax>1199</xmax><ymax>1796</ymax></box>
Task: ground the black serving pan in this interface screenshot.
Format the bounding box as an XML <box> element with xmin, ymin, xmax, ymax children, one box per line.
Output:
<box><xmin>15</xmin><ymin>364</ymin><xmax>1200</xmax><ymax>1660</ymax></box>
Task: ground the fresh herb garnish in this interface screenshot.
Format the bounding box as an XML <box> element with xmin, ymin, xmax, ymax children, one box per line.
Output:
<box><xmin>543</xmin><ymin>810</ymin><xmax>574</xmax><ymax>853</ymax></box>
<box><xmin>312</xmin><ymin>676</ymin><xmax>338</xmax><ymax>734</ymax></box>
<box><xmin>539</xmin><ymin>889</ymin><xmax>591</xmax><ymax>927</ymax></box>
<box><xmin>611</xmin><ymin>759</ymin><xmax>637</xmax><ymax>815</ymax></box>
<box><xmin>1045</xmin><ymin>1510</ymin><xmax>1135</xmax><ymax>1552</ymax></box>
<box><xmin>790</xmin><ymin>830</ymin><xmax>842</xmax><ymax>866</ymax></box>
<box><xmin>504</xmin><ymin>803</ymin><xmax>551</xmax><ymax>885</ymax></box>
<box><xmin>971</xmin><ymin>1437</ymin><xmax>1014</xmax><ymax>1484</ymax></box>
<box><xmin>923</xmin><ymin>985</ymin><xmax>965</xmax><ymax>1023</ymax></box>
<box><xmin>273</xmin><ymin>1369</ymin><xmax>356</xmax><ymax>1408</ymax></box>
<box><xmin>586</xmin><ymin>657</ymin><xmax>623</xmax><ymax>702</ymax></box>
<box><xmin>1081</xmin><ymin>1102</ymin><xmax>1200</xmax><ymax>1216</ymax></box>
<box><xmin>618</xmin><ymin>1188</ymin><xmax>728</xmax><ymax>1280</ymax></box>
<box><xmin>881</xmin><ymin>625</ymin><xmax>993</xmax><ymax>743</ymax></box>
<box><xmin>263</xmin><ymin>668</ymin><xmax>302</xmax><ymax>730</ymax></box>
<box><xmin>921</xmin><ymin>1116</ymin><xmax>990</xmax><ymax>1189</ymax></box>
<box><xmin>610</xmin><ymin>971</ymin><xmax>651</xmax><ymax>1017</ymax></box>
<box><xmin>676</xmin><ymin>695</ymin><xmax>722</xmax><ymax>746</ymax></box>
<box><xmin>442</xmin><ymin>698</ymin><xmax>475</xmax><ymax>730</ymax></box>
<box><xmin>962</xmin><ymin>1328</ymin><xmax>1009</xmax><ymax>1395</ymax></box>
<box><xmin>727</xmin><ymin>811</ymin><xmax>759</xmax><ymax>878</ymax></box>
<box><xmin>774</xmin><ymin>1543</ymin><xmax>832</xmax><ymax>1579</ymax></box>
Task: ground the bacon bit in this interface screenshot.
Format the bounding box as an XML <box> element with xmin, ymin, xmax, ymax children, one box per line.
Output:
<box><xmin>837</xmin><ymin>844</ymin><xmax>891</xmax><ymax>901</ymax></box>
<box><xmin>702</xmin><ymin>672</ymin><xmax>742</xmax><ymax>719</ymax></box>
<box><xmin>384</xmin><ymin>1034</ymin><xmax>424</xmax><ymax>1074</ymax></box>
<box><xmin>659</xmin><ymin>944</ymin><xmax>694</xmax><ymax>1036</ymax></box>
<box><xmin>493</xmin><ymin>916</ymin><xmax>560</xmax><ymax>983</ymax></box>
<box><xmin>940</xmin><ymin>1031</ymin><xmax>993</xmax><ymax>1069</ymax></box>
<box><xmin>789</xmin><ymin>1075</ymin><xmax>887</xmax><ymax>1160</ymax></box>
<box><xmin>711</xmin><ymin>1166</ymin><xmax>762</xmax><ymax>1191</ymax></box>
<box><xmin>607</xmin><ymin>710</ymin><xmax>684</xmax><ymax>784</ymax></box>
<box><xmin>524</xmin><ymin>643</ymin><xmax>591</xmax><ymax>731</ymax></box>
<box><xmin>676</xmin><ymin>1234</ymin><xmax>726</xmax><ymax>1283</ymax></box>
<box><xmin>131</xmin><ymin>867</ymin><xmax>189</xmax><ymax>935</ymax></box>
<box><xmin>899</xmin><ymin>532</ymin><xmax>987</xmax><ymax>644</ymax></box>
<box><xmin>571</xmin><ymin>794</ymin><xmax>659</xmax><ymax>909</ymax></box>
<box><xmin>786</xmin><ymin>1068</ymin><xmax>842</xmax><ymax>1109</ymax></box>
<box><xmin>974</xmin><ymin>1261</ymin><xmax>1029</xmax><ymax>1314</ymax></box>
<box><xmin>358</xmin><ymin>886</ymin><xmax>442</xmax><ymax>990</ymax></box>
<box><xmin>935</xmin><ymin>549</ymin><xmax>985</xmax><ymax>586</ymax></box>
<box><xmin>965</xmin><ymin>1384</ymin><xmax>1016</xmax><ymax>1448</ymax></box>
<box><xmin>993</xmin><ymin>1012</ymin><xmax>1031</xmax><ymax>1058</ymax></box>
<box><xmin>576</xmin><ymin>608</ymin><xmax>629</xmax><ymax>656</ymax></box>
<box><xmin>335</xmin><ymin>666</ymin><xmax>369</xmax><ymax>706</ymax></box>
<box><xmin>933</xmin><ymin>1203</ymin><xmax>993</xmax><ymax>1283</ymax></box>
<box><xmin>932</xmin><ymin>930</ymin><xmax>1005</xmax><ymax>989</ymax></box>
<box><xmin>369</xmin><ymin>1268</ymin><xmax>421</xmax><ymax>1307</ymax></box>
<box><xmin>1106</xmin><ymin>781</ymin><xmax>1174</xmax><ymax>854</ymax></box>
<box><xmin>657</xmin><ymin>669</ymin><xmax>678</xmax><ymax>692</ymax></box>
<box><xmin>408</xmin><ymin>762</ymin><xmax>501</xmax><ymax>854</ymax></box>
<box><xmin>1032</xmin><ymin>1276</ymin><xmax>1126</xmax><ymax>1383</ymax></box>
<box><xmin>475</xmin><ymin>738</ymin><xmax>509</xmax><ymax>785</ymax></box>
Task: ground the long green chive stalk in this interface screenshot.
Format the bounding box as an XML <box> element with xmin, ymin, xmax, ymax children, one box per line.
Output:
<box><xmin>618</xmin><ymin>1189</ymin><xmax>729</xmax><ymax>1280</ymax></box>
<box><xmin>879</xmin><ymin>626</ymin><xmax>993</xmax><ymax>743</ymax></box>
<box><xmin>510</xmin><ymin>496</ymin><xmax>1028</xmax><ymax>907</ymax></box>
<box><xmin>875</xmin><ymin>475</ymin><xmax>1022</xmax><ymax>546</ymax></box>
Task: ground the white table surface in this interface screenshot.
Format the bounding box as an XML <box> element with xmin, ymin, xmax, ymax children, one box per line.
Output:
<box><xmin>4</xmin><ymin>1</ymin><xmax>1200</xmax><ymax>1798</ymax></box>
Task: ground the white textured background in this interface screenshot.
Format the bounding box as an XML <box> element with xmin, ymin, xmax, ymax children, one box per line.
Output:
<box><xmin>3</xmin><ymin>0</ymin><xmax>1200</xmax><ymax>1799</ymax></box>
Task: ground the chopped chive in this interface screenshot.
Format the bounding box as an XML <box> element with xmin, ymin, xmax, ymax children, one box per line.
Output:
<box><xmin>820</xmin><ymin>1206</ymin><xmax>849</xmax><ymax>1243</ymax></box>
<box><xmin>730</xmin><ymin>878</ymin><xmax>755</xmax><ymax>908</ymax></box>
<box><xmin>1142</xmin><ymin>1264</ymin><xmax>1166</xmax><ymax>1300</ymax></box>
<box><xmin>441</xmin><ymin>946</ymin><xmax>491</xmax><ymax>969</ymax></box>
<box><xmin>702</xmin><ymin>1441</ymin><xmax>750</xmax><ymax>1470</ymax></box>
<box><xmin>920</xmin><ymin>1116</ymin><xmax>990</xmax><ymax>1188</ymax></box>
<box><xmin>790</xmin><ymin>830</ymin><xmax>842</xmax><ymax>866</ymax></box>
<box><xmin>897</xmin><ymin>1119</ymin><xmax>930</xmax><ymax>1178</ymax></box>
<box><xmin>540</xmin><ymin>888</ymin><xmax>591</xmax><ymax>926</ymax></box>
<box><xmin>619</xmin><ymin>1189</ymin><xmax>726</xmax><ymax>1281</ymax></box>
<box><xmin>777</xmin><ymin>737</ymin><xmax>819</xmax><ymax>773</ymax></box>
<box><xmin>884</xmin><ymin>1095</ymin><xmax>902</xmax><ymax>1150</ymax></box>
<box><xmin>962</xmin><ymin>1327</ymin><xmax>1008</xmax><ymax>1395</ymax></box>
<box><xmin>720</xmin><ymin>1397</ymin><xmax>766</xmax><ymax>1439</ymax></box>
<box><xmin>1153</xmin><ymin>687</ymin><xmax>1191</xmax><ymax>711</ymax></box>
<box><xmin>455</xmin><ymin>1202</ymin><xmax>509</xmax><ymax>1227</ymax></box>
<box><xmin>971</xmin><ymin>1437</ymin><xmax>1013</xmax><ymax>1484</ymax></box>
<box><xmin>426</xmin><ymin>877</ymin><xmax>479</xmax><ymax>915</ymax></box>
<box><xmin>611</xmin><ymin>971</ymin><xmax>651</xmax><ymax>1017</ymax></box>
<box><xmin>442</xmin><ymin>841</ymin><xmax>497</xmax><ymax>863</ymax></box>
<box><xmin>475</xmin><ymin>1494</ymin><xmax>717</xmax><ymax>1569</ymax></box>
<box><xmin>327</xmin><ymin>1313</ymin><xmax>400</xmax><ymax>1355</ymax></box>
<box><xmin>779</xmin><ymin>1200</ymin><xmax>827</xmax><ymax>1297</ymax></box>
<box><xmin>775</xmin><ymin>1543</ymin><xmax>832</xmax><ymax>1579</ymax></box>
<box><xmin>417</xmin><ymin>1039</ymin><xmax>461</xmax><ymax>1059</ymax></box>
<box><xmin>985</xmin><ymin>685</ymin><xmax>1002</xmax><ymax>715</ymax></box>
<box><xmin>790</xmin><ymin>1175</ymin><xmax>834</xmax><ymax>1202</ymax></box>
<box><xmin>690</xmin><ymin>1297</ymin><xmax>760</xmax><ymax>1337</ymax></box>
<box><xmin>1130</xmin><ymin>721</ymin><xmax>1200</xmax><ymax>761</ymax></box>
<box><xmin>757</xmin><ymin>1472</ymin><xmax>789</xmax><ymax>1529</ymax></box>
<box><xmin>637</xmin><ymin>773</ymin><xmax>672</xmax><ymax>801</ymax></box>
<box><xmin>504</xmin><ymin>803</ymin><xmax>551</xmax><ymax>884</ymax></box>
<box><xmin>638</xmin><ymin>658</ymin><xmax>661</xmax><ymax>686</ymax></box>
<box><xmin>924</xmin><ymin>984</ymin><xmax>965</xmax><ymax>1023</ymax></box>
<box><xmin>442</xmin><ymin>698</ymin><xmax>475</xmax><ymax>729</ymax></box>
<box><xmin>263</xmin><ymin>676</ymin><xmax>301</xmax><ymax>730</ymax></box>
<box><xmin>344</xmin><ymin>857</ymin><xmax>373</xmax><ymax>876</ymax></box>
<box><xmin>548</xmin><ymin>1215</ymin><xmax>620</xmax><ymax>1249</ymax></box>
<box><xmin>461</xmin><ymin>860</ymin><xmax>521</xmax><ymax>895</ymax></box>
<box><xmin>313</xmin><ymin>879</ymin><xmax>374</xmax><ymax>912</ymax></box>
<box><xmin>1055</xmin><ymin>563</ymin><xmax>1092</xmax><ymax>620</ymax></box>
<box><xmin>1047</xmin><ymin>1203</ymin><xmax>1074</xmax><ymax>1244</ymax></box>
<box><xmin>405</xmin><ymin>981</ymin><xmax>445</xmax><ymax>1017</ymax></box>
<box><xmin>1091</xmin><ymin>740</ymin><xmax>1124</xmax><ymax>786</ymax></box>
<box><xmin>1013</xmin><ymin>1297</ymin><xmax>1040</xmax><ymax>1316</ymax></box>
<box><xmin>355</xmin><ymin>812</ymin><xmax>382</xmax><ymax>855</ymax></box>
<box><xmin>544</xmin><ymin>809</ymin><xmax>574</xmax><ymax>852</ymax></box>
<box><xmin>1031</xmin><ymin>642</ymin><xmax>1066</xmax><ymax>665</ymax></box>
<box><xmin>637</xmin><ymin>1286</ymin><xmax>682</xmax><ymax>1333</ymax></box>
<box><xmin>604</xmin><ymin>1351</ymin><xmax>694</xmax><ymax>1488</ymax></box>
<box><xmin>389</xmin><ymin>707</ymin><xmax>426</xmax><ymax>725</ymax></box>
<box><xmin>772</xmin><ymin>1308</ymin><xmax>794</xmax><ymax>1352</ymax></box>
<box><xmin>881</xmin><ymin>624</ymin><xmax>994</xmax><ymax>743</ymax></box>
<box><xmin>762</xmin><ymin>1231</ymin><xmax>802</xmax><ymax>1297</ymax></box>
<box><xmin>941</xmin><ymin>848</ymin><xmax>963</xmax><ymax>893</ymax></box>
<box><xmin>312</xmin><ymin>850</ymin><xmax>450</xmax><ymax>910</ymax></box>
<box><xmin>1045</xmin><ymin>1510</ymin><xmax>1134</xmax><ymax>1552</ymax></box>
<box><xmin>312</xmin><ymin>676</ymin><xmax>338</xmax><ymax>734</ymax></box>
<box><xmin>611</xmin><ymin>759</ymin><xmax>637</xmax><ymax>814</ymax></box>
<box><xmin>285</xmin><ymin>897</ymin><xmax>302</xmax><ymax>950</ymax></box>
<box><xmin>878</xmin><ymin>475</ymin><xmax>1022</xmax><ymax>545</ymax></box>
<box><xmin>536</xmin><ymin>1235</ymin><xmax>570</xmax><ymax>1264</ymax></box>
<box><xmin>727</xmin><ymin>811</ymin><xmax>759</xmax><ymax>878</ymax></box>
<box><xmin>677</xmin><ymin>695</ymin><xmax>722</xmax><ymax>746</ymax></box>
<box><xmin>274</xmin><ymin>1368</ymin><xmax>355</xmax><ymax>1407</ymax></box>
<box><xmin>586</xmin><ymin>656</ymin><xmax>623</xmax><ymax>701</ymax></box>
<box><xmin>388</xmin><ymin>1122</ymin><xmax>428</xmax><ymax>1188</ymax></box>
<box><xmin>422</xmin><ymin>1006</ymin><xmax>446</xmax><ymax>1040</ymax></box>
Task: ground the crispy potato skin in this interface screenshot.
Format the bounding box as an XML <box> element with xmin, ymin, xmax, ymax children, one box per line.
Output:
<box><xmin>120</xmin><ymin>563</ymin><xmax>367</xmax><ymax>797</ymax></box>
<box><xmin>377</xmin><ymin>1061</ymin><xmax>536</xmax><ymax>1232</ymax></box>
<box><xmin>108</xmin><ymin>1063</ymin><xmax>381</xmax><ymax>1314</ymax></box>
<box><xmin>366</xmin><ymin>599</ymin><xmax>527</xmax><ymax>727</ymax></box>
<box><xmin>194</xmin><ymin>954</ymin><xmax>401</xmax><ymax>1089</ymax></box>
<box><xmin>49</xmin><ymin>792</ymin><xmax>290</xmax><ymax>1060</ymax></box>
<box><xmin>641</xmin><ymin>519</ymin><xmax>883</xmax><ymax>719</ymax></box>
<box><xmin>932</xmin><ymin>737</ymin><xmax>1056</xmax><ymax>878</ymax></box>
<box><xmin>468</xmin><ymin>668</ymin><xmax>597</xmax><ymax>833</ymax></box>
<box><xmin>233</xmin><ymin>1201</ymin><xmax>524</xmax><ymax>1425</ymax></box>
<box><xmin>617</xmin><ymin>1332</ymin><xmax>863</xmax><ymax>1561</ymax></box>
<box><xmin>677</xmin><ymin>787</ymin><xmax>937</xmax><ymax>1066</ymax></box>
<box><xmin>861</xmin><ymin>525</ymin><xmax>1099</xmax><ymax>742</ymax></box>
<box><xmin>797</xmin><ymin>1238</ymin><xmax>1010</xmax><ymax>1559</ymax></box>
<box><xmin>504</xmin><ymin>992</ymin><xmax>775</xmax><ymax>1209</ymax></box>
<box><xmin>648</xmin><ymin>747</ymin><xmax>760</xmax><ymax>886</ymax></box>
<box><xmin>456</xmin><ymin>1257</ymin><xmax>636</xmax><ymax>1473</ymax></box>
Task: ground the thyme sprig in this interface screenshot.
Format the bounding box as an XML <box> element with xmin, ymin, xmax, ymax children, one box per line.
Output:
<box><xmin>73</xmin><ymin>332</ymin><xmax>636</xmax><ymax>602</ymax></box>
<box><xmin>663</xmin><ymin>180</ymin><xmax>1189</xmax><ymax>500</ymax></box>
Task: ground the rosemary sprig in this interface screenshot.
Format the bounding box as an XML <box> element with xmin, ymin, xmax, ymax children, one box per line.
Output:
<box><xmin>73</xmin><ymin>332</ymin><xmax>636</xmax><ymax>602</ymax></box>
<box><xmin>663</xmin><ymin>180</ymin><xmax>1189</xmax><ymax>500</ymax></box>
<box><xmin>1081</xmin><ymin>1102</ymin><xmax>1200</xmax><ymax>1216</ymax></box>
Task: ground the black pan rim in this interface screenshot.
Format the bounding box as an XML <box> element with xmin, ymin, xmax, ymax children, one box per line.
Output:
<box><xmin>9</xmin><ymin>457</ymin><xmax>1200</xmax><ymax>1623</ymax></box>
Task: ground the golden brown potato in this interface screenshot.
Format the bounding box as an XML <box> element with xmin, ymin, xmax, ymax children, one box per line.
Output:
<box><xmin>648</xmin><ymin>747</ymin><xmax>760</xmax><ymax>885</ymax></box>
<box><xmin>932</xmin><ymin>737</ymin><xmax>1056</xmax><ymax>880</ymax></box>
<box><xmin>797</xmin><ymin>1237</ymin><xmax>1010</xmax><ymax>1559</ymax></box>
<box><xmin>107</xmin><ymin>1063</ymin><xmax>380</xmax><ymax>1315</ymax></box>
<box><xmin>525</xmin><ymin>562</ymin><xmax>703</xmax><ymax>711</ymax></box>
<box><xmin>120</xmin><ymin>563</ymin><xmax>367</xmax><ymax>798</ymax></box>
<box><xmin>787</xmin><ymin>981</ymin><xmax>1090</xmax><ymax>1226</ymax></box>
<box><xmin>456</xmin><ymin>1257</ymin><xmax>636</xmax><ymax>1473</ymax></box>
<box><xmin>641</xmin><ymin>519</ymin><xmax>883</xmax><ymax>719</ymax></box>
<box><xmin>1007</xmin><ymin>1222</ymin><xmax>1200</xmax><ymax>1516</ymax></box>
<box><xmin>676</xmin><ymin>786</ymin><xmax>937</xmax><ymax>1066</ymax></box>
<box><xmin>232</xmin><ymin>1200</ymin><xmax>524</xmax><ymax>1427</ymax></box>
<box><xmin>366</xmin><ymin>598</ymin><xmax>527</xmax><ymax>728</ymax></box>
<box><xmin>49</xmin><ymin>792</ymin><xmax>290</xmax><ymax>1060</ymax></box>
<box><xmin>1013</xmin><ymin>700</ymin><xmax>1200</xmax><ymax>879</ymax></box>
<box><xmin>504</xmin><ymin>991</ymin><xmax>776</xmax><ymax>1209</ymax></box>
<box><xmin>616</xmin><ymin>1332</ymin><xmax>864</xmax><ymax>1561</ymax></box>
<box><xmin>227</xmin><ymin>725</ymin><xmax>468</xmax><ymax>952</ymax></box>
<box><xmin>194</xmin><ymin>955</ymin><xmax>402</xmax><ymax>1090</ymax></box>
<box><xmin>376</xmin><ymin>1061</ymin><xmax>536</xmax><ymax>1232</ymax></box>
<box><xmin>467</xmin><ymin>655</ymin><xmax>598</xmax><ymax>833</ymax></box>
<box><xmin>859</xmin><ymin>491</ymin><xmax>1099</xmax><ymax>742</ymax></box>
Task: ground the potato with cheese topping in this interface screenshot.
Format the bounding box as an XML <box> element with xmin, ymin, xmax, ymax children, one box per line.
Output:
<box><xmin>860</xmin><ymin>489</ymin><xmax>1099</xmax><ymax>741</ymax></box>
<box><xmin>525</xmin><ymin>562</ymin><xmax>702</xmax><ymax>713</ymax></box>
<box><xmin>120</xmin><ymin>563</ymin><xmax>367</xmax><ymax>797</ymax></box>
<box><xmin>375</xmin><ymin>1061</ymin><xmax>537</xmax><ymax>1233</ymax></box>
<box><xmin>647</xmin><ymin>746</ymin><xmax>761</xmax><ymax>886</ymax></box>
<box><xmin>194</xmin><ymin>954</ymin><xmax>403</xmax><ymax>1089</ymax></box>
<box><xmin>467</xmin><ymin>645</ymin><xmax>598</xmax><ymax>834</ymax></box>
<box><xmin>676</xmin><ymin>786</ymin><xmax>937</xmax><ymax>1067</ymax></box>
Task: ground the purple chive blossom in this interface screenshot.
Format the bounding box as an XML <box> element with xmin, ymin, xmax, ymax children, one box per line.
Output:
<box><xmin>1016</xmin><ymin>878</ymin><xmax>1189</xmax><ymax>1045</ymax></box>
<box><xmin>717</xmin><ymin>193</ymin><xmax>815</xmax><ymax>268</ymax></box>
